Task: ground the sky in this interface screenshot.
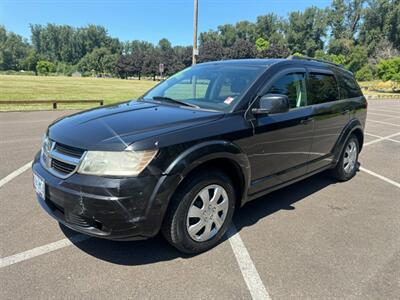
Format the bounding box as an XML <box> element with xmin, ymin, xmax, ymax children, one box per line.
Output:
<box><xmin>0</xmin><ymin>0</ymin><xmax>332</xmax><ymax>45</ymax></box>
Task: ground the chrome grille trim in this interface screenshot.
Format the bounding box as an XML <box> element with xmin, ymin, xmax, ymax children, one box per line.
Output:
<box><xmin>54</xmin><ymin>143</ymin><xmax>85</xmax><ymax>158</ymax></box>
<box><xmin>50</xmin><ymin>149</ymin><xmax>81</xmax><ymax>165</ymax></box>
<box><xmin>41</xmin><ymin>138</ymin><xmax>86</xmax><ymax>179</ymax></box>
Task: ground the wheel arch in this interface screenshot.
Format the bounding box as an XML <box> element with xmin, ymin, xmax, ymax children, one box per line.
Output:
<box><xmin>332</xmin><ymin>118</ymin><xmax>364</xmax><ymax>164</ymax></box>
<box><xmin>163</xmin><ymin>140</ymin><xmax>250</xmax><ymax>208</ymax></box>
<box><xmin>144</xmin><ymin>140</ymin><xmax>250</xmax><ymax>233</ymax></box>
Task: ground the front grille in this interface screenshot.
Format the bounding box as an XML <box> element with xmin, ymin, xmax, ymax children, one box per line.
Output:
<box><xmin>54</xmin><ymin>143</ymin><xmax>85</xmax><ymax>158</ymax></box>
<box><xmin>51</xmin><ymin>159</ymin><xmax>76</xmax><ymax>174</ymax></box>
<box><xmin>41</xmin><ymin>138</ymin><xmax>86</xmax><ymax>178</ymax></box>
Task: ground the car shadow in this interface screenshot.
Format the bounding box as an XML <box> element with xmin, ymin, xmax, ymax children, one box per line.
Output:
<box><xmin>233</xmin><ymin>174</ymin><xmax>337</xmax><ymax>231</ymax></box>
<box><xmin>61</xmin><ymin>172</ymin><xmax>338</xmax><ymax>265</ymax></box>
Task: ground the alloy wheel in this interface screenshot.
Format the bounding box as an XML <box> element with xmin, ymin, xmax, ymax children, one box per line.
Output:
<box><xmin>343</xmin><ymin>140</ymin><xmax>357</xmax><ymax>174</ymax></box>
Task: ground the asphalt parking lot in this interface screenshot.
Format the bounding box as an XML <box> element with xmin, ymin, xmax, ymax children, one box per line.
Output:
<box><xmin>1</xmin><ymin>99</ymin><xmax>399</xmax><ymax>299</ymax></box>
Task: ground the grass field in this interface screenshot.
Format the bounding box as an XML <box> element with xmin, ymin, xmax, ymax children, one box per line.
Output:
<box><xmin>0</xmin><ymin>75</ymin><xmax>398</xmax><ymax>111</ymax></box>
<box><xmin>0</xmin><ymin>75</ymin><xmax>157</xmax><ymax>111</ymax></box>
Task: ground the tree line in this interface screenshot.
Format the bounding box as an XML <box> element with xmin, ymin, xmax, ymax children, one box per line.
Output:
<box><xmin>0</xmin><ymin>0</ymin><xmax>399</xmax><ymax>83</ymax></box>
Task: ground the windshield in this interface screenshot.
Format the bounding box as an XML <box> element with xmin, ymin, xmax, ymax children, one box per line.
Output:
<box><xmin>141</xmin><ymin>64</ymin><xmax>265</xmax><ymax>112</ymax></box>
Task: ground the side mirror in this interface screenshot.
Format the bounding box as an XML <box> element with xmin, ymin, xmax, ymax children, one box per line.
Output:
<box><xmin>251</xmin><ymin>94</ymin><xmax>290</xmax><ymax>115</ymax></box>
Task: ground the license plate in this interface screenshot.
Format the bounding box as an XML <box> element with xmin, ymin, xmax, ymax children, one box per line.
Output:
<box><xmin>33</xmin><ymin>172</ymin><xmax>45</xmax><ymax>199</ymax></box>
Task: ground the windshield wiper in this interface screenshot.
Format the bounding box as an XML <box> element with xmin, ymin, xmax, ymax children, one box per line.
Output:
<box><xmin>152</xmin><ymin>96</ymin><xmax>199</xmax><ymax>108</ymax></box>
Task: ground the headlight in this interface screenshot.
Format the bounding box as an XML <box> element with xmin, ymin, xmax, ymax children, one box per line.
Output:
<box><xmin>77</xmin><ymin>149</ymin><xmax>157</xmax><ymax>176</ymax></box>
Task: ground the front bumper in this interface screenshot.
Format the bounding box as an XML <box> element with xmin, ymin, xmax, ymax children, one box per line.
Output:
<box><xmin>32</xmin><ymin>153</ymin><xmax>166</xmax><ymax>240</ymax></box>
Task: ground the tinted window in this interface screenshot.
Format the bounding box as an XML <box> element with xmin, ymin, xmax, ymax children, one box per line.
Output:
<box><xmin>267</xmin><ymin>73</ymin><xmax>307</xmax><ymax>108</ymax></box>
<box><xmin>308</xmin><ymin>73</ymin><xmax>339</xmax><ymax>104</ymax></box>
<box><xmin>339</xmin><ymin>73</ymin><xmax>362</xmax><ymax>99</ymax></box>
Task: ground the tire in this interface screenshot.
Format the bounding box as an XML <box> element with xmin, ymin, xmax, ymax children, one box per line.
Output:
<box><xmin>330</xmin><ymin>135</ymin><xmax>359</xmax><ymax>181</ymax></box>
<box><xmin>161</xmin><ymin>169</ymin><xmax>236</xmax><ymax>254</ymax></box>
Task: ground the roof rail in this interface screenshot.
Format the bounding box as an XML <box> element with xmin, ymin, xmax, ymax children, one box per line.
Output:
<box><xmin>287</xmin><ymin>55</ymin><xmax>344</xmax><ymax>68</ymax></box>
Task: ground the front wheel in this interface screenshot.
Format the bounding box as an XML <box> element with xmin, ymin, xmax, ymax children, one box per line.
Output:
<box><xmin>161</xmin><ymin>170</ymin><xmax>235</xmax><ymax>254</ymax></box>
<box><xmin>330</xmin><ymin>135</ymin><xmax>359</xmax><ymax>181</ymax></box>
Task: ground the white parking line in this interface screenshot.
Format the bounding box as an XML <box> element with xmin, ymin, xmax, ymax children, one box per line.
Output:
<box><xmin>368</xmin><ymin>112</ymin><xmax>400</xmax><ymax>119</ymax></box>
<box><xmin>364</xmin><ymin>132</ymin><xmax>400</xmax><ymax>146</ymax></box>
<box><xmin>368</xmin><ymin>108</ymin><xmax>400</xmax><ymax>114</ymax></box>
<box><xmin>0</xmin><ymin>137</ymin><xmax>41</xmax><ymax>144</ymax></box>
<box><xmin>0</xmin><ymin>222</ymin><xmax>272</xmax><ymax>300</ymax></box>
<box><xmin>360</xmin><ymin>167</ymin><xmax>400</xmax><ymax>189</ymax></box>
<box><xmin>0</xmin><ymin>235</ymin><xmax>90</xmax><ymax>269</ymax></box>
<box><xmin>0</xmin><ymin>118</ymin><xmax>57</xmax><ymax>125</ymax></box>
<box><xmin>368</xmin><ymin>119</ymin><xmax>400</xmax><ymax>127</ymax></box>
<box><xmin>0</xmin><ymin>161</ymin><xmax>33</xmax><ymax>188</ymax></box>
<box><xmin>228</xmin><ymin>225</ymin><xmax>271</xmax><ymax>300</ymax></box>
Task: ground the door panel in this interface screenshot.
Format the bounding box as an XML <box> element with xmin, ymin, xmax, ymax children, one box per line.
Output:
<box><xmin>307</xmin><ymin>70</ymin><xmax>350</xmax><ymax>171</ymax></box>
<box><xmin>241</xmin><ymin>69</ymin><xmax>314</xmax><ymax>195</ymax></box>
<box><xmin>243</xmin><ymin>108</ymin><xmax>314</xmax><ymax>195</ymax></box>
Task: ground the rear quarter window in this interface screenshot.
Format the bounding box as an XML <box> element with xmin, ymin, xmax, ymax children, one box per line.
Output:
<box><xmin>308</xmin><ymin>73</ymin><xmax>339</xmax><ymax>104</ymax></box>
<box><xmin>338</xmin><ymin>73</ymin><xmax>363</xmax><ymax>99</ymax></box>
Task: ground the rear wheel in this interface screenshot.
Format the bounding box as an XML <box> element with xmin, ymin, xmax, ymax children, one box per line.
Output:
<box><xmin>330</xmin><ymin>135</ymin><xmax>359</xmax><ymax>181</ymax></box>
<box><xmin>162</xmin><ymin>170</ymin><xmax>235</xmax><ymax>254</ymax></box>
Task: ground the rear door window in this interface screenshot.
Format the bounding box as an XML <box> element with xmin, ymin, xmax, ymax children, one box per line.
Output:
<box><xmin>308</xmin><ymin>73</ymin><xmax>339</xmax><ymax>104</ymax></box>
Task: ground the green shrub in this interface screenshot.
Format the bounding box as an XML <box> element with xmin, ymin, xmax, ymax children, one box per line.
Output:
<box><xmin>55</xmin><ymin>62</ymin><xmax>76</xmax><ymax>76</ymax></box>
<box><xmin>36</xmin><ymin>60</ymin><xmax>56</xmax><ymax>75</ymax></box>
<box><xmin>377</xmin><ymin>57</ymin><xmax>400</xmax><ymax>82</ymax></box>
<box><xmin>355</xmin><ymin>64</ymin><xmax>376</xmax><ymax>81</ymax></box>
<box><xmin>377</xmin><ymin>57</ymin><xmax>400</xmax><ymax>92</ymax></box>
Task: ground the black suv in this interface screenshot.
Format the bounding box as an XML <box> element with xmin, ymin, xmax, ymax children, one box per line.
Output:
<box><xmin>32</xmin><ymin>57</ymin><xmax>367</xmax><ymax>254</ymax></box>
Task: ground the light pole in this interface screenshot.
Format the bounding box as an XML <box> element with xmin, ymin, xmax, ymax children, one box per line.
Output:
<box><xmin>192</xmin><ymin>0</ymin><xmax>198</xmax><ymax>65</ymax></box>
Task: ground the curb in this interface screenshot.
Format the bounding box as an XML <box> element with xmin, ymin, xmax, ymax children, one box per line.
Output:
<box><xmin>365</xmin><ymin>95</ymin><xmax>400</xmax><ymax>100</ymax></box>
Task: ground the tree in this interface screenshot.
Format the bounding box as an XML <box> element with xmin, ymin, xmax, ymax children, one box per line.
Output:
<box><xmin>345</xmin><ymin>45</ymin><xmax>368</xmax><ymax>73</ymax></box>
<box><xmin>328</xmin><ymin>0</ymin><xmax>365</xmax><ymax>41</ymax></box>
<box><xmin>78</xmin><ymin>47</ymin><xmax>118</xmax><ymax>75</ymax></box>
<box><xmin>21</xmin><ymin>50</ymin><xmax>41</xmax><ymax>74</ymax></box>
<box><xmin>315</xmin><ymin>50</ymin><xmax>347</xmax><ymax>65</ymax></box>
<box><xmin>255</xmin><ymin>13</ymin><xmax>282</xmax><ymax>40</ymax></box>
<box><xmin>0</xmin><ymin>26</ymin><xmax>30</xmax><ymax>70</ymax></box>
<box><xmin>227</xmin><ymin>39</ymin><xmax>256</xmax><ymax>59</ymax></box>
<box><xmin>373</xmin><ymin>38</ymin><xmax>400</xmax><ymax>61</ymax></box>
<box><xmin>235</xmin><ymin>21</ymin><xmax>257</xmax><ymax>42</ymax></box>
<box><xmin>258</xmin><ymin>43</ymin><xmax>291</xmax><ymax>58</ymax></box>
<box><xmin>359</xmin><ymin>0</ymin><xmax>400</xmax><ymax>56</ymax></box>
<box><xmin>142</xmin><ymin>48</ymin><xmax>159</xmax><ymax>80</ymax></box>
<box><xmin>158</xmin><ymin>38</ymin><xmax>176</xmax><ymax>76</ymax></box>
<box><xmin>116</xmin><ymin>49</ymin><xmax>145</xmax><ymax>79</ymax></box>
<box><xmin>30</xmin><ymin>24</ymin><xmax>122</xmax><ymax>65</ymax></box>
<box><xmin>285</xmin><ymin>7</ymin><xmax>328</xmax><ymax>57</ymax></box>
<box><xmin>328</xmin><ymin>38</ymin><xmax>354</xmax><ymax>56</ymax></box>
<box><xmin>170</xmin><ymin>46</ymin><xmax>192</xmax><ymax>74</ymax></box>
<box><xmin>217</xmin><ymin>24</ymin><xmax>237</xmax><ymax>47</ymax></box>
<box><xmin>198</xmin><ymin>40</ymin><xmax>226</xmax><ymax>62</ymax></box>
<box><xmin>254</xmin><ymin>36</ymin><xmax>289</xmax><ymax>59</ymax></box>
<box><xmin>199</xmin><ymin>30</ymin><xmax>220</xmax><ymax>45</ymax></box>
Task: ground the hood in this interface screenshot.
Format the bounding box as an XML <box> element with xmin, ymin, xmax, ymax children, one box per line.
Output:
<box><xmin>48</xmin><ymin>101</ymin><xmax>224</xmax><ymax>151</ymax></box>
